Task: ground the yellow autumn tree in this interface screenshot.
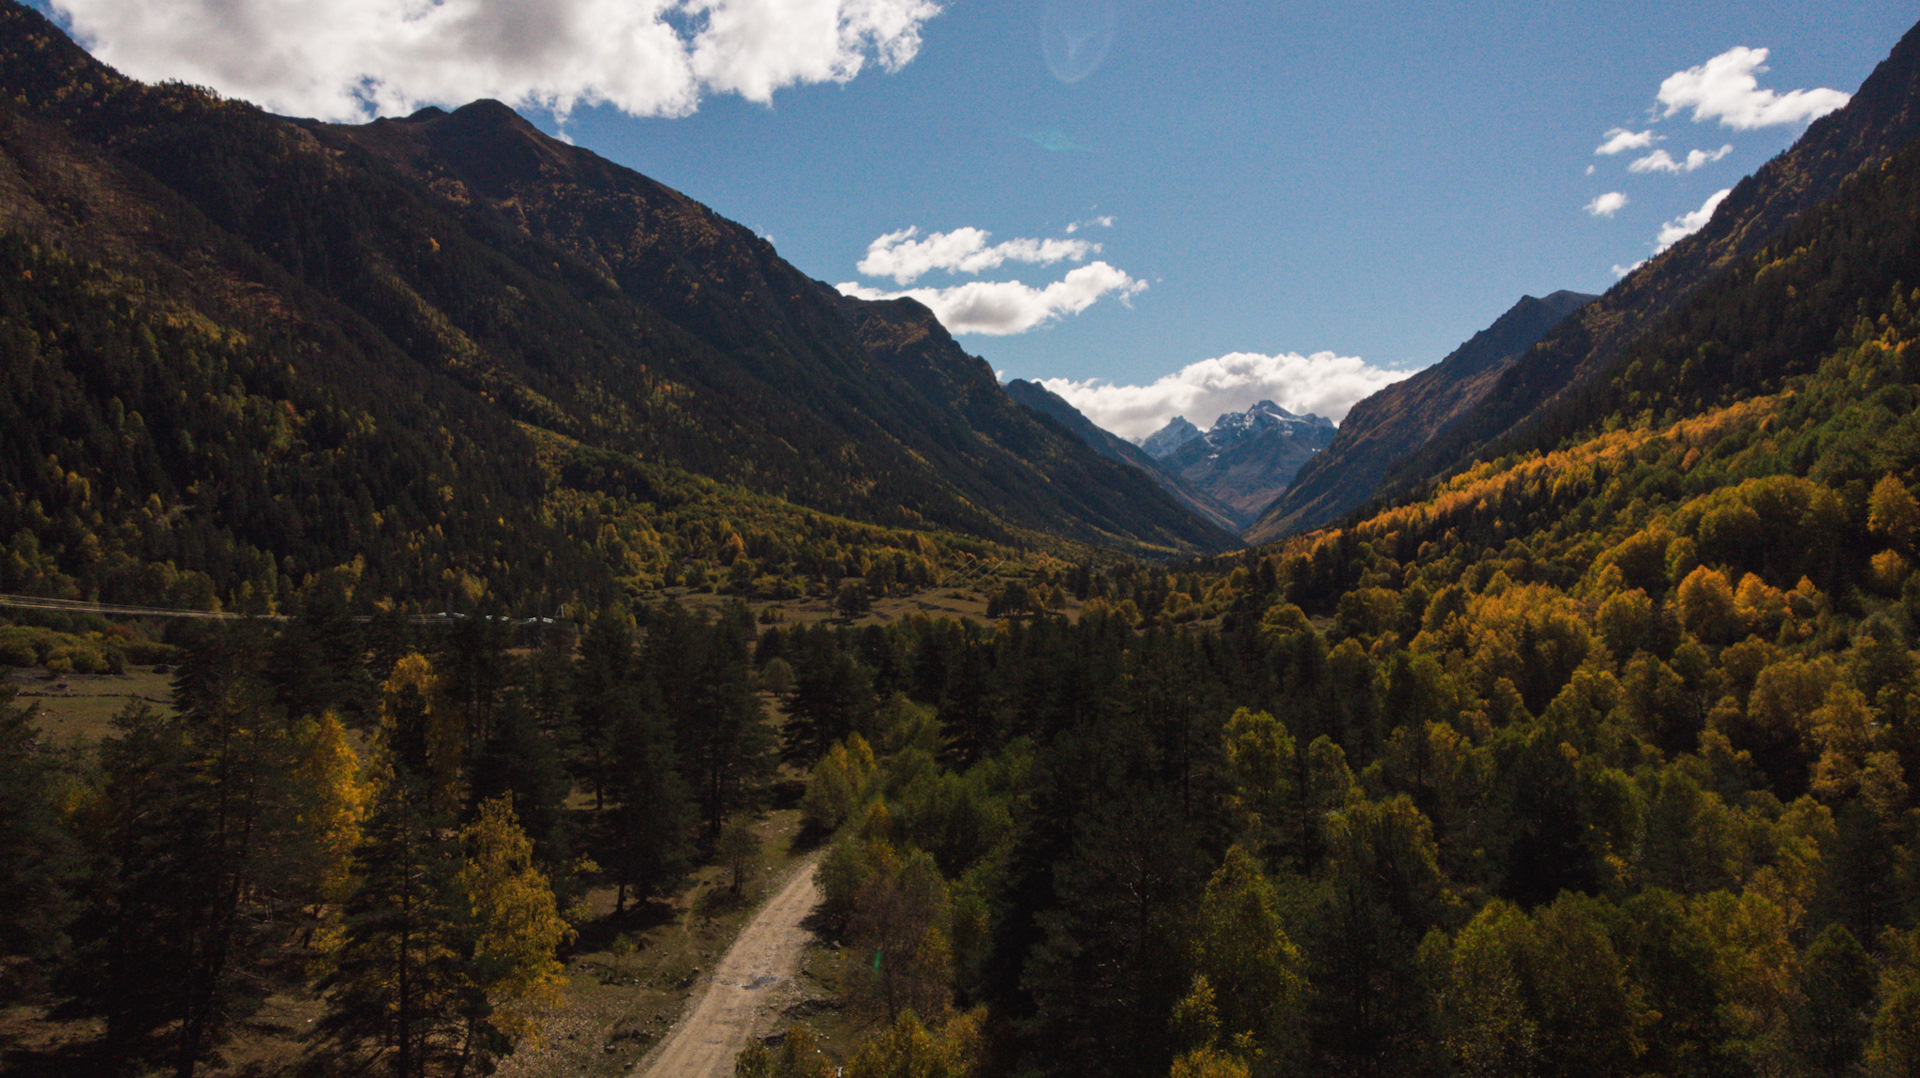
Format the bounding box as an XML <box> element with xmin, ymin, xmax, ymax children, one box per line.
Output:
<box><xmin>1869</xmin><ymin>475</ymin><xmax>1920</xmax><ymax>552</ymax></box>
<box><xmin>284</xmin><ymin>710</ymin><xmax>373</xmax><ymax>908</ymax></box>
<box><xmin>1676</xmin><ymin>566</ymin><xmax>1739</xmax><ymax>644</ymax></box>
<box><xmin>1869</xmin><ymin>549</ymin><xmax>1910</xmax><ymax>596</ymax></box>
<box><xmin>843</xmin><ymin>1009</ymin><xmax>984</xmax><ymax>1078</ymax></box>
<box><xmin>801</xmin><ymin>733</ymin><xmax>877</xmax><ymax>834</ymax></box>
<box><xmin>736</xmin><ymin>1024</ymin><xmax>834</xmax><ymax>1078</ymax></box>
<box><xmin>459</xmin><ymin>796</ymin><xmax>574</xmax><ymax>1052</ymax></box>
<box><xmin>1169</xmin><ymin>1048</ymin><xmax>1251</xmax><ymax>1078</ymax></box>
<box><xmin>1809</xmin><ymin>683</ymin><xmax>1909</xmax><ymax>818</ymax></box>
<box><xmin>1222</xmin><ymin>708</ymin><xmax>1296</xmax><ymax>851</ymax></box>
<box><xmin>1190</xmin><ymin>846</ymin><xmax>1306</xmax><ymax>1071</ymax></box>
<box><xmin>1733</xmin><ymin>574</ymin><xmax>1790</xmax><ymax>638</ymax></box>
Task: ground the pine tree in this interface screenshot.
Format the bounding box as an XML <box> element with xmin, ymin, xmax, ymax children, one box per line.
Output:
<box><xmin>603</xmin><ymin>687</ymin><xmax>695</xmax><ymax>912</ymax></box>
<box><xmin>0</xmin><ymin>684</ymin><xmax>79</xmax><ymax>971</ymax></box>
<box><xmin>469</xmin><ymin>694</ymin><xmax>574</xmax><ymax>875</ymax></box>
<box><xmin>317</xmin><ymin>771</ymin><xmax>464</xmax><ymax>1078</ymax></box>
<box><xmin>572</xmin><ymin>607</ymin><xmax>637</xmax><ymax>811</ymax></box>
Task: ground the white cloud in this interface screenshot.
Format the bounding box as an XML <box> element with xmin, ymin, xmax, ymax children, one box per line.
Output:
<box><xmin>856</xmin><ymin>226</ymin><xmax>1099</xmax><ymax>285</ymax></box>
<box><xmin>51</xmin><ymin>0</ymin><xmax>942</xmax><ymax>123</ymax></box>
<box><xmin>1628</xmin><ymin>144</ymin><xmax>1734</xmax><ymax>174</ymax></box>
<box><xmin>1038</xmin><ymin>351</ymin><xmax>1410</xmax><ymax>441</ymax></box>
<box><xmin>1595</xmin><ymin>128</ymin><xmax>1658</xmax><ymax>156</ymax></box>
<box><xmin>837</xmin><ymin>261</ymin><xmax>1146</xmax><ymax>336</ymax></box>
<box><xmin>1605</xmin><ymin>187</ymin><xmax>1733</xmax><ymax>277</ymax></box>
<box><xmin>1655</xmin><ymin>187</ymin><xmax>1733</xmax><ymax>252</ymax></box>
<box><xmin>1657</xmin><ymin>46</ymin><xmax>1850</xmax><ymax>130</ymax></box>
<box><xmin>1585</xmin><ymin>192</ymin><xmax>1629</xmax><ymax>217</ymax></box>
<box><xmin>1064</xmin><ymin>215</ymin><xmax>1115</xmax><ymax>234</ymax></box>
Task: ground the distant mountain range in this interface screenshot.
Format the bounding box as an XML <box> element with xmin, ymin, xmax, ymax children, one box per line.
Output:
<box><xmin>1002</xmin><ymin>380</ymin><xmax>1244</xmax><ymax>533</ymax></box>
<box><xmin>2</xmin><ymin>0</ymin><xmax>1917</xmax><ymax>610</ymax></box>
<box><xmin>1136</xmin><ymin>402</ymin><xmax>1336</xmax><ymax>527</ymax></box>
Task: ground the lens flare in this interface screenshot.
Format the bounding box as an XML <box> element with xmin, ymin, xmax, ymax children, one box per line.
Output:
<box><xmin>1041</xmin><ymin>0</ymin><xmax>1116</xmax><ymax>84</ymax></box>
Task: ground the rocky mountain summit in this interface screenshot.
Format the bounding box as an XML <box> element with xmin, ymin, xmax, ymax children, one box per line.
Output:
<box><xmin>1137</xmin><ymin>402</ymin><xmax>1337</xmax><ymax>526</ymax></box>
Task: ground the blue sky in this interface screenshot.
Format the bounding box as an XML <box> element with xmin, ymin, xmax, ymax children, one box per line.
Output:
<box><xmin>35</xmin><ymin>0</ymin><xmax>1917</xmax><ymax>438</ymax></box>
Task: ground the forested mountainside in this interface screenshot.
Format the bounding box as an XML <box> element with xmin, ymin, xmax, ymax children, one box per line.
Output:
<box><xmin>1249</xmin><ymin>290</ymin><xmax>1595</xmax><ymax>542</ymax></box>
<box><xmin>1002</xmin><ymin>378</ymin><xmax>1244</xmax><ymax>533</ymax></box>
<box><xmin>0</xmin><ymin>3</ymin><xmax>1230</xmax><ymax>615</ymax></box>
<box><xmin>1352</xmin><ymin>17</ymin><xmax>1920</xmax><ymax>516</ymax></box>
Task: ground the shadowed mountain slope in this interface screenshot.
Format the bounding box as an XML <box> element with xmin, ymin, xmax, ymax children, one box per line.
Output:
<box><xmin>1246</xmin><ymin>290</ymin><xmax>1595</xmax><ymax>542</ymax></box>
<box><xmin>0</xmin><ymin>0</ymin><xmax>1233</xmax><ymax>614</ymax></box>
<box><xmin>1362</xmin><ymin>19</ymin><xmax>1920</xmax><ymax>511</ymax></box>
<box><xmin>1001</xmin><ymin>379</ymin><xmax>1243</xmax><ymax>534</ymax></box>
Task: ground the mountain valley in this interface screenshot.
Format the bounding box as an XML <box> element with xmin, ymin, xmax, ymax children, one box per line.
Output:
<box><xmin>9</xmin><ymin>7</ymin><xmax>1920</xmax><ymax>1078</ymax></box>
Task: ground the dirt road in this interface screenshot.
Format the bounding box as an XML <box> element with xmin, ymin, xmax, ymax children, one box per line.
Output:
<box><xmin>633</xmin><ymin>854</ymin><xmax>823</xmax><ymax>1078</ymax></box>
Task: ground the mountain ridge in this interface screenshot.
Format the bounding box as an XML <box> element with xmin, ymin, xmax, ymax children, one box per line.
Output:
<box><xmin>1001</xmin><ymin>379</ymin><xmax>1244</xmax><ymax>534</ymax></box>
<box><xmin>0</xmin><ymin>0</ymin><xmax>1235</xmax><ymax>613</ymax></box>
<box><xmin>1132</xmin><ymin>400</ymin><xmax>1338</xmax><ymax>526</ymax></box>
<box><xmin>1245</xmin><ymin>289</ymin><xmax>1596</xmax><ymax>542</ymax></box>
<box><xmin>1364</xmin><ymin>18</ymin><xmax>1920</xmax><ymax>510</ymax></box>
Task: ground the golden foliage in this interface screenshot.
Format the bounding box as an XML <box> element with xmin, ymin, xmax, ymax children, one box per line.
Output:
<box><xmin>286</xmin><ymin>711</ymin><xmax>372</xmax><ymax>905</ymax></box>
<box><xmin>459</xmin><ymin>796</ymin><xmax>574</xmax><ymax>1046</ymax></box>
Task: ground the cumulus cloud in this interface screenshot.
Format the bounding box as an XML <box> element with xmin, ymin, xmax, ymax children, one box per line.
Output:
<box><xmin>1604</xmin><ymin>187</ymin><xmax>1733</xmax><ymax>278</ymax></box>
<box><xmin>1595</xmin><ymin>128</ymin><xmax>1658</xmax><ymax>156</ymax></box>
<box><xmin>1064</xmin><ymin>215</ymin><xmax>1115</xmax><ymax>234</ymax></box>
<box><xmin>1655</xmin><ymin>187</ymin><xmax>1733</xmax><ymax>252</ymax></box>
<box><xmin>1037</xmin><ymin>351</ymin><xmax>1410</xmax><ymax>441</ymax></box>
<box><xmin>1657</xmin><ymin>46</ymin><xmax>1850</xmax><ymax>130</ymax></box>
<box><xmin>1585</xmin><ymin>192</ymin><xmax>1629</xmax><ymax>217</ymax></box>
<box><xmin>1628</xmin><ymin>144</ymin><xmax>1734</xmax><ymax>174</ymax></box>
<box><xmin>51</xmin><ymin>0</ymin><xmax>942</xmax><ymax>122</ymax></box>
<box><xmin>856</xmin><ymin>226</ymin><xmax>1099</xmax><ymax>285</ymax></box>
<box><xmin>837</xmin><ymin>262</ymin><xmax>1146</xmax><ymax>336</ymax></box>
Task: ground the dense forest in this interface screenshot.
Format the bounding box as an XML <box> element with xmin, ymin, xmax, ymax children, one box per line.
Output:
<box><xmin>10</xmin><ymin>3</ymin><xmax>1920</xmax><ymax>1077</ymax></box>
<box><xmin>731</xmin><ymin>104</ymin><xmax>1920</xmax><ymax>1078</ymax></box>
<box><xmin>2</xmin><ymin>596</ymin><xmax>779</xmax><ymax>1077</ymax></box>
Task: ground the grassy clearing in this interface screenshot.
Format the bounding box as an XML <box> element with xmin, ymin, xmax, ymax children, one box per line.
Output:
<box><xmin>10</xmin><ymin>665</ymin><xmax>176</xmax><ymax>746</ymax></box>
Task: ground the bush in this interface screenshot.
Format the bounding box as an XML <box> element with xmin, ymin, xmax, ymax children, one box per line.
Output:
<box><xmin>122</xmin><ymin>639</ymin><xmax>179</xmax><ymax>664</ymax></box>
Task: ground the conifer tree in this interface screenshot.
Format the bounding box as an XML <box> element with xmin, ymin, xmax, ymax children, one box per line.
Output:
<box><xmin>317</xmin><ymin>770</ymin><xmax>463</xmax><ymax>1078</ymax></box>
<box><xmin>0</xmin><ymin>684</ymin><xmax>78</xmax><ymax>971</ymax></box>
<box><xmin>469</xmin><ymin>693</ymin><xmax>574</xmax><ymax>874</ymax></box>
<box><xmin>572</xmin><ymin>607</ymin><xmax>636</xmax><ymax>811</ymax></box>
<box><xmin>603</xmin><ymin>686</ymin><xmax>695</xmax><ymax>912</ymax></box>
